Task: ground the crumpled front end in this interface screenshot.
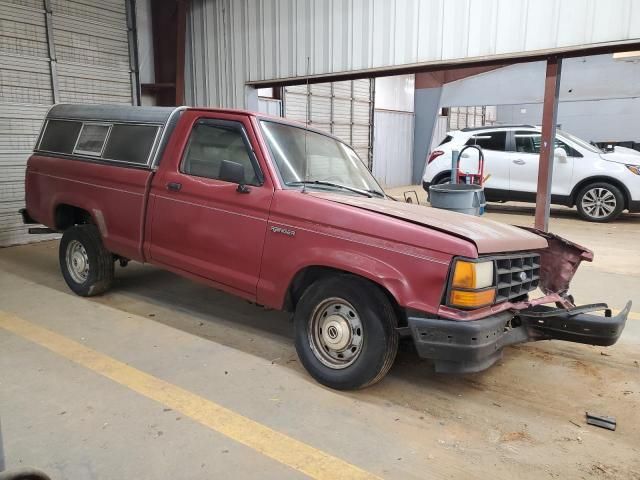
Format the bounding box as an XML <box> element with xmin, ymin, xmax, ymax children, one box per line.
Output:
<box><xmin>521</xmin><ymin>227</ymin><xmax>593</xmax><ymax>307</ymax></box>
<box><xmin>407</xmin><ymin>229</ymin><xmax>631</xmax><ymax>374</ymax></box>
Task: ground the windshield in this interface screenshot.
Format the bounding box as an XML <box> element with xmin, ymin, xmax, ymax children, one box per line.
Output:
<box><xmin>557</xmin><ymin>129</ymin><xmax>602</xmax><ymax>154</ymax></box>
<box><xmin>260</xmin><ymin>120</ymin><xmax>384</xmax><ymax>196</ymax></box>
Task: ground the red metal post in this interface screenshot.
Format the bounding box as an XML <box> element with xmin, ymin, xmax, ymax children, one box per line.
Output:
<box><xmin>534</xmin><ymin>56</ymin><xmax>563</xmax><ymax>231</ymax></box>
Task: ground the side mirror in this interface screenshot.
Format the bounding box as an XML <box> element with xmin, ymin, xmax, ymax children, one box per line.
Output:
<box><xmin>554</xmin><ymin>147</ymin><xmax>568</xmax><ymax>162</ymax></box>
<box><xmin>219</xmin><ymin>160</ymin><xmax>250</xmax><ymax>193</ymax></box>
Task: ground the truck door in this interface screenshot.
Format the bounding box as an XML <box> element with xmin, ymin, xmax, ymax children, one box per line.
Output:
<box><xmin>147</xmin><ymin>113</ymin><xmax>274</xmax><ymax>298</ymax></box>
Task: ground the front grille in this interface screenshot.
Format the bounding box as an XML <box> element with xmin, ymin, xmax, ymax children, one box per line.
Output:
<box><xmin>495</xmin><ymin>253</ymin><xmax>541</xmax><ymax>303</ymax></box>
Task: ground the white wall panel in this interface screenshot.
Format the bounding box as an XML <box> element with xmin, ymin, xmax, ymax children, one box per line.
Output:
<box><xmin>258</xmin><ymin>97</ymin><xmax>282</xmax><ymax>116</ymax></box>
<box><xmin>372</xmin><ymin>110</ymin><xmax>414</xmax><ymax>188</ymax></box>
<box><xmin>374</xmin><ymin>74</ymin><xmax>414</xmax><ymax>112</ymax></box>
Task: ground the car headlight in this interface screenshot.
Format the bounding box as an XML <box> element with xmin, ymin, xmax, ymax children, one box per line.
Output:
<box><xmin>626</xmin><ymin>164</ymin><xmax>640</xmax><ymax>176</ymax></box>
<box><xmin>448</xmin><ymin>259</ymin><xmax>496</xmax><ymax>309</ymax></box>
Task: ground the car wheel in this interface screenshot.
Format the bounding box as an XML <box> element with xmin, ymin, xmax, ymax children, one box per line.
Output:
<box><xmin>59</xmin><ymin>224</ymin><xmax>114</xmax><ymax>296</ymax></box>
<box><xmin>294</xmin><ymin>275</ymin><xmax>399</xmax><ymax>390</ymax></box>
<box><xmin>576</xmin><ymin>182</ymin><xmax>624</xmax><ymax>222</ymax></box>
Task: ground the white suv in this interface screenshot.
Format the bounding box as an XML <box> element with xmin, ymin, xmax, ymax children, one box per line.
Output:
<box><xmin>422</xmin><ymin>125</ymin><xmax>640</xmax><ymax>222</ymax></box>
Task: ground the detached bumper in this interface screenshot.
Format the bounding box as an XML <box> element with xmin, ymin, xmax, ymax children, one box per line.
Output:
<box><xmin>408</xmin><ymin>302</ymin><xmax>631</xmax><ymax>374</ymax></box>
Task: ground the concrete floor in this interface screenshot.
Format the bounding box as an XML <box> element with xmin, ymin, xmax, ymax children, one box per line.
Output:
<box><xmin>1</xmin><ymin>199</ymin><xmax>639</xmax><ymax>479</ymax></box>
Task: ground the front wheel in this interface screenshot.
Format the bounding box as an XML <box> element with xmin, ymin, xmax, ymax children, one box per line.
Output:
<box><xmin>294</xmin><ymin>275</ymin><xmax>399</xmax><ymax>390</ymax></box>
<box><xmin>576</xmin><ymin>182</ymin><xmax>624</xmax><ymax>222</ymax></box>
<box><xmin>59</xmin><ymin>224</ymin><xmax>114</xmax><ymax>296</ymax></box>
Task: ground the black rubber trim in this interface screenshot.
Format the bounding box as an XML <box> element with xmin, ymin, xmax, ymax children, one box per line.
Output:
<box><xmin>19</xmin><ymin>208</ymin><xmax>37</xmax><ymax>225</ymax></box>
<box><xmin>628</xmin><ymin>199</ymin><xmax>640</xmax><ymax>212</ymax></box>
<box><xmin>518</xmin><ymin>301</ymin><xmax>630</xmax><ymax>347</ymax></box>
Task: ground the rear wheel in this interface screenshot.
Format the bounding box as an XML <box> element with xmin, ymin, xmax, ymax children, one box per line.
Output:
<box><xmin>59</xmin><ymin>224</ymin><xmax>114</xmax><ymax>296</ymax></box>
<box><xmin>576</xmin><ymin>182</ymin><xmax>624</xmax><ymax>222</ymax></box>
<box><xmin>294</xmin><ymin>275</ymin><xmax>399</xmax><ymax>390</ymax></box>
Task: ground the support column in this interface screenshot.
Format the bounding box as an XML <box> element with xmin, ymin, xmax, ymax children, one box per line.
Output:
<box><xmin>412</xmin><ymin>86</ymin><xmax>442</xmax><ymax>184</ymax></box>
<box><xmin>534</xmin><ymin>57</ymin><xmax>563</xmax><ymax>231</ymax></box>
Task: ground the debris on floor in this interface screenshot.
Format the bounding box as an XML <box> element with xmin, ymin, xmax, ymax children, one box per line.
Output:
<box><xmin>586</xmin><ymin>412</ymin><xmax>617</xmax><ymax>431</ymax></box>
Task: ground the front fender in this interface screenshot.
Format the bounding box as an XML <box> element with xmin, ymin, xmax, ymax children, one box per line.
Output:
<box><xmin>257</xmin><ymin>236</ymin><xmax>451</xmax><ymax>314</ymax></box>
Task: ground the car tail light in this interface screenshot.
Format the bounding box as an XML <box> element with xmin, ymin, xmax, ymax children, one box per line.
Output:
<box><xmin>427</xmin><ymin>150</ymin><xmax>445</xmax><ymax>164</ymax></box>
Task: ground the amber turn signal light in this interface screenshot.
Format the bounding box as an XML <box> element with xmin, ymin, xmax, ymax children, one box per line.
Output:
<box><xmin>449</xmin><ymin>288</ymin><xmax>496</xmax><ymax>309</ymax></box>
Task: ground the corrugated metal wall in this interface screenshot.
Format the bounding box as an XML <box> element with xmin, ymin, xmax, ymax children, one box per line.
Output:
<box><xmin>283</xmin><ymin>79</ymin><xmax>374</xmax><ymax>166</ymax></box>
<box><xmin>0</xmin><ymin>0</ymin><xmax>136</xmax><ymax>247</ymax></box>
<box><xmin>372</xmin><ymin>111</ymin><xmax>414</xmax><ymax>188</ymax></box>
<box><xmin>186</xmin><ymin>0</ymin><xmax>640</xmax><ymax>109</ymax></box>
<box><xmin>448</xmin><ymin>106</ymin><xmax>497</xmax><ymax>130</ymax></box>
<box><xmin>258</xmin><ymin>97</ymin><xmax>282</xmax><ymax>116</ymax></box>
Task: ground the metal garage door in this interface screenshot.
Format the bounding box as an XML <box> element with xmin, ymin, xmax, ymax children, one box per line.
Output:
<box><xmin>0</xmin><ymin>0</ymin><xmax>136</xmax><ymax>247</ymax></box>
<box><xmin>283</xmin><ymin>79</ymin><xmax>374</xmax><ymax>169</ymax></box>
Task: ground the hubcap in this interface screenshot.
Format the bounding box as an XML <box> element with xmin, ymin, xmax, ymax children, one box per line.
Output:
<box><xmin>308</xmin><ymin>298</ymin><xmax>364</xmax><ymax>369</ymax></box>
<box><xmin>581</xmin><ymin>187</ymin><xmax>616</xmax><ymax>219</ymax></box>
<box><xmin>66</xmin><ymin>240</ymin><xmax>89</xmax><ymax>283</ymax></box>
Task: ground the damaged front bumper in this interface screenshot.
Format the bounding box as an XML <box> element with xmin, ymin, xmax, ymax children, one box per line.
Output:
<box><xmin>408</xmin><ymin>301</ymin><xmax>631</xmax><ymax>374</ymax></box>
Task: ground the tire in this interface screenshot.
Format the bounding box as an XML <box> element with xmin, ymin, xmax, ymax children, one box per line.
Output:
<box><xmin>294</xmin><ymin>275</ymin><xmax>399</xmax><ymax>390</ymax></box>
<box><xmin>59</xmin><ymin>224</ymin><xmax>114</xmax><ymax>296</ymax></box>
<box><xmin>435</xmin><ymin>174</ymin><xmax>451</xmax><ymax>185</ymax></box>
<box><xmin>576</xmin><ymin>182</ymin><xmax>624</xmax><ymax>222</ymax></box>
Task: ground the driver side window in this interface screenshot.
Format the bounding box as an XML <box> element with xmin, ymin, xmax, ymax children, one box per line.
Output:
<box><xmin>182</xmin><ymin>120</ymin><xmax>261</xmax><ymax>185</ymax></box>
<box><xmin>513</xmin><ymin>130</ymin><xmax>581</xmax><ymax>157</ymax></box>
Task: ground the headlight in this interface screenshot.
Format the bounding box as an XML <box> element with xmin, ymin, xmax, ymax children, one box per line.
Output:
<box><xmin>451</xmin><ymin>259</ymin><xmax>494</xmax><ymax>289</ymax></box>
<box><xmin>626</xmin><ymin>165</ymin><xmax>640</xmax><ymax>176</ymax></box>
<box><xmin>449</xmin><ymin>259</ymin><xmax>496</xmax><ymax>309</ymax></box>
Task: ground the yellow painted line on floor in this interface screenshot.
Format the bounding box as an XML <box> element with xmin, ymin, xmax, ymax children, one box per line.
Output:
<box><xmin>0</xmin><ymin>312</ymin><xmax>380</xmax><ymax>480</ymax></box>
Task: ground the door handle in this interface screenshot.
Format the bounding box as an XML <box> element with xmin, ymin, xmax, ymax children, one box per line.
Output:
<box><xmin>512</xmin><ymin>159</ymin><xmax>526</xmax><ymax>165</ymax></box>
<box><xmin>166</xmin><ymin>182</ymin><xmax>182</xmax><ymax>192</ymax></box>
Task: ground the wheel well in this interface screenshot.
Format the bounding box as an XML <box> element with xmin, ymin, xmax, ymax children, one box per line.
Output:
<box><xmin>432</xmin><ymin>170</ymin><xmax>451</xmax><ymax>184</ymax></box>
<box><xmin>283</xmin><ymin>266</ymin><xmax>407</xmax><ymax>327</ymax></box>
<box><xmin>54</xmin><ymin>204</ymin><xmax>93</xmax><ymax>230</ymax></box>
<box><xmin>570</xmin><ymin>177</ymin><xmax>630</xmax><ymax>209</ymax></box>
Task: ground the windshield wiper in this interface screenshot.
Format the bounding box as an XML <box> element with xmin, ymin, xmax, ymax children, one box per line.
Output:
<box><xmin>288</xmin><ymin>180</ymin><xmax>376</xmax><ymax>198</ymax></box>
<box><xmin>366</xmin><ymin>189</ymin><xmax>386</xmax><ymax>198</ymax></box>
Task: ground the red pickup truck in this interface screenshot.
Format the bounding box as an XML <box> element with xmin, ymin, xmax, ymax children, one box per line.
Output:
<box><xmin>22</xmin><ymin>104</ymin><xmax>630</xmax><ymax>389</ymax></box>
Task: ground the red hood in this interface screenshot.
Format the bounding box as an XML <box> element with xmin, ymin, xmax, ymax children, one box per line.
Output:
<box><xmin>309</xmin><ymin>192</ymin><xmax>548</xmax><ymax>254</ymax></box>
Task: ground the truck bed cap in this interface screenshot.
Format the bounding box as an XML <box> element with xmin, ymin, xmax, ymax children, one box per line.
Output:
<box><xmin>47</xmin><ymin>104</ymin><xmax>182</xmax><ymax>125</ymax></box>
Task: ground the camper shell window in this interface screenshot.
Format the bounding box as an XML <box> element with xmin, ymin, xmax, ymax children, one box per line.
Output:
<box><xmin>37</xmin><ymin>119</ymin><xmax>160</xmax><ymax>167</ymax></box>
